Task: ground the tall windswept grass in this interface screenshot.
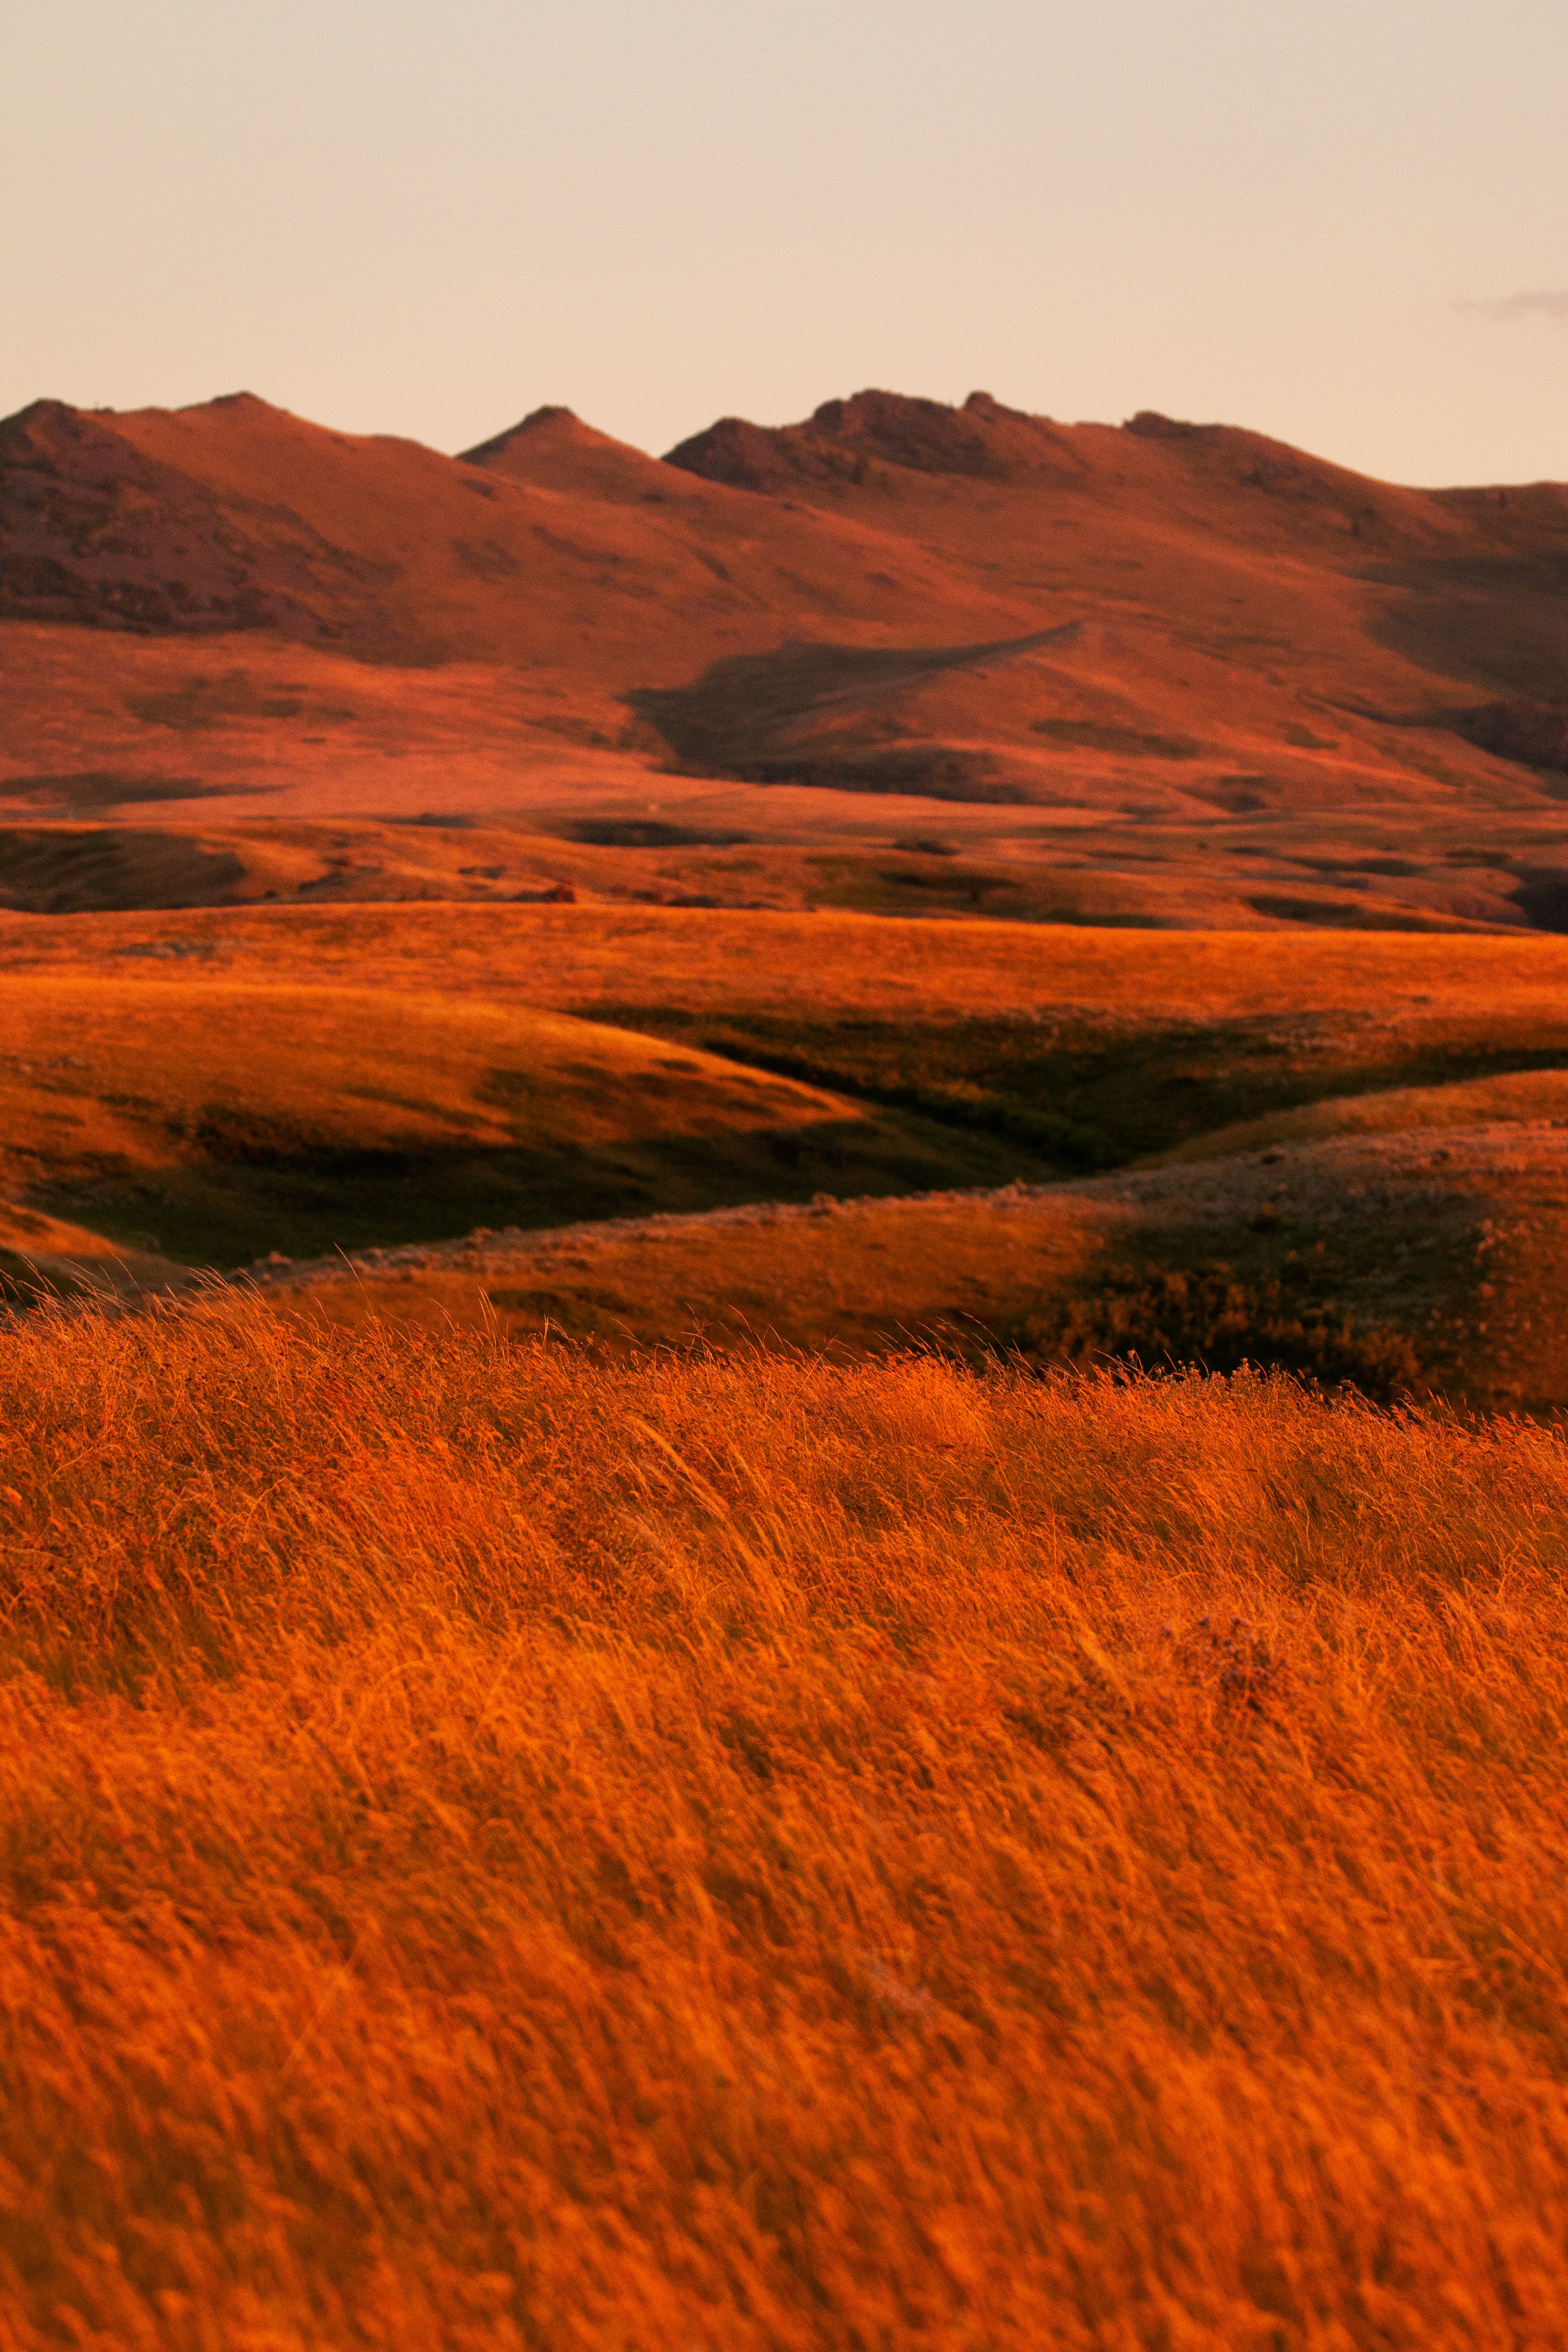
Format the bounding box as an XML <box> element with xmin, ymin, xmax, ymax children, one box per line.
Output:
<box><xmin>4</xmin><ymin>1305</ymin><xmax>1568</xmax><ymax>2346</ymax></box>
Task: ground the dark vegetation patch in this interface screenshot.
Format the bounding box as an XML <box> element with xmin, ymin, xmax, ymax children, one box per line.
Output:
<box><xmin>741</xmin><ymin>746</ymin><xmax>1027</xmax><ymax>802</ymax></box>
<box><xmin>874</xmin><ymin>863</ymin><xmax>1023</xmax><ymax>897</ymax></box>
<box><xmin>571</xmin><ymin>1007</ymin><xmax>1568</xmax><ymax>1172</ymax></box>
<box><xmin>0</xmin><ymin>773</ymin><xmax>261</xmax><ymax>810</ymax></box>
<box><xmin>981</xmin><ymin>1192</ymin><xmax>1494</xmax><ymax>1407</ymax></box>
<box><xmin>1030</xmin><ymin>719</ymin><xmax>1201</xmax><ymax>759</ymax></box>
<box><xmin>126</xmin><ymin>673</ymin><xmax>359</xmax><ymax>731</ymax></box>
<box><xmin>564</xmin><ymin>820</ymin><xmax>753</xmax><ymax>849</ymax></box>
<box><xmin>1001</xmin><ymin>1258</ymin><xmax>1421</xmax><ymax>1403</ymax></box>
<box><xmin>0</xmin><ymin>830</ymin><xmax>246</xmax><ymax>913</ymax></box>
<box><xmin>35</xmin><ymin>1114</ymin><xmax>1037</xmax><ymax>1270</ymax></box>
<box><xmin>1511</xmin><ymin>873</ymin><xmax>1568</xmax><ymax>933</ymax></box>
<box><xmin>1446</xmin><ymin>698</ymin><xmax>1568</xmax><ymax>774</ymax></box>
<box><xmin>1246</xmin><ymin>894</ymin><xmax>1460</xmax><ymax>932</ymax></box>
<box><xmin>1280</xmin><ymin>723</ymin><xmax>1339</xmax><ymax>750</ymax></box>
<box><xmin>524</xmin><ymin>715</ymin><xmax>616</xmax><ymax>747</ymax></box>
<box><xmin>1191</xmin><ymin>778</ymin><xmax>1272</xmax><ymax>814</ymax></box>
<box><xmin>805</xmin><ymin>858</ymin><xmax>1034</xmax><ymax>917</ymax></box>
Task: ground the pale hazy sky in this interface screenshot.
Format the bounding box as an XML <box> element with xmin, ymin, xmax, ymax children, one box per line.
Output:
<box><xmin>6</xmin><ymin>1</ymin><xmax>1565</xmax><ymax>486</ymax></box>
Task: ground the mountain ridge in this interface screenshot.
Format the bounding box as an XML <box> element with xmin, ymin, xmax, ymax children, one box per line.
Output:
<box><xmin>3</xmin><ymin>381</ymin><xmax>1568</xmax><ymax>933</ymax></box>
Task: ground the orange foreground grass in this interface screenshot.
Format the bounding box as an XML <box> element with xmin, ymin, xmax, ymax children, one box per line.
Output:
<box><xmin>5</xmin><ymin>1309</ymin><xmax>1568</xmax><ymax>2347</ymax></box>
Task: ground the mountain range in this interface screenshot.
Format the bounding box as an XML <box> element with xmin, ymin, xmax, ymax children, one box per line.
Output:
<box><xmin>3</xmin><ymin>384</ymin><xmax>1567</xmax><ymax>926</ymax></box>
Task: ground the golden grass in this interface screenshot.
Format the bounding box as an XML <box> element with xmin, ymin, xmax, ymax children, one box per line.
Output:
<box><xmin>24</xmin><ymin>905</ymin><xmax>1568</xmax><ymax>1283</ymax></box>
<box><xmin>0</xmin><ymin>974</ymin><xmax>848</xmax><ymax>1179</ymax></box>
<box><xmin>9</xmin><ymin>899</ymin><xmax>1568</xmax><ymax>1023</ymax></box>
<box><xmin>281</xmin><ymin>1188</ymin><xmax>1121</xmax><ymax>1357</ymax></box>
<box><xmin>268</xmin><ymin>1103</ymin><xmax>1568</xmax><ymax>1419</ymax></box>
<box><xmin>12</xmin><ymin>906</ymin><xmax>1568</xmax><ymax>1219</ymax></box>
<box><xmin>6</xmin><ymin>1305</ymin><xmax>1568</xmax><ymax>2344</ymax></box>
<box><xmin>1163</xmin><ymin>1067</ymin><xmax>1568</xmax><ymax>1160</ymax></box>
<box><xmin>6</xmin><ymin>976</ymin><xmax>1022</xmax><ymax>1267</ymax></box>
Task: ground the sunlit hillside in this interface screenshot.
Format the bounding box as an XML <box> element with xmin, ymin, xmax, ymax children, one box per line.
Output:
<box><xmin>5</xmin><ymin>385</ymin><xmax>1568</xmax><ymax>930</ymax></box>
<box><xmin>4</xmin><ymin>903</ymin><xmax>1566</xmax><ymax>1411</ymax></box>
<box><xmin>254</xmin><ymin>1093</ymin><xmax>1568</xmax><ymax>1418</ymax></box>
<box><xmin>0</xmin><ymin>968</ymin><xmax>1041</xmax><ymax>1268</ymax></box>
<box><xmin>11</xmin><ymin>897</ymin><xmax>1568</xmax><ymax>1049</ymax></box>
<box><xmin>6</xmin><ymin>1306</ymin><xmax>1568</xmax><ymax>2346</ymax></box>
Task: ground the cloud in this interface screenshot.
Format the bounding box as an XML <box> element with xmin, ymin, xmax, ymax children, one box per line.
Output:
<box><xmin>1455</xmin><ymin>289</ymin><xmax>1568</xmax><ymax>325</ymax></box>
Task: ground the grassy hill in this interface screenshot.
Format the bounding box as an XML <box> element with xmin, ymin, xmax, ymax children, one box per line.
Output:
<box><xmin>4</xmin><ymin>802</ymin><xmax>1568</xmax><ymax>2346</ymax></box>
<box><xmin>6</xmin><ymin>903</ymin><xmax>1564</xmax><ymax>1412</ymax></box>
<box><xmin>0</xmin><ymin>971</ymin><xmax>1044</xmax><ymax>1268</ymax></box>
<box><xmin>249</xmin><ymin>1092</ymin><xmax>1566</xmax><ymax>1416</ymax></box>
<box><xmin>9</xmin><ymin>903</ymin><xmax>1568</xmax><ymax>1193</ymax></box>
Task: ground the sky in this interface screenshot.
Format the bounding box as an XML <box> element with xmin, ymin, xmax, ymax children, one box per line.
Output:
<box><xmin>6</xmin><ymin>0</ymin><xmax>1566</xmax><ymax>487</ymax></box>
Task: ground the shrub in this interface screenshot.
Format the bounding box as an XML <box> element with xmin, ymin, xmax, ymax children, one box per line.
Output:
<box><xmin>1007</xmin><ymin>1255</ymin><xmax>1422</xmax><ymax>1400</ymax></box>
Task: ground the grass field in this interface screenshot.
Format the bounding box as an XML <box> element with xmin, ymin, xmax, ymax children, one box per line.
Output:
<box><xmin>12</xmin><ymin>899</ymin><xmax>1567</xmax><ymax>1018</ymax></box>
<box><xmin>7</xmin><ymin>900</ymin><xmax>1568</xmax><ymax>2341</ymax></box>
<box><xmin>0</xmin><ymin>972</ymin><xmax>1041</xmax><ymax>1268</ymax></box>
<box><xmin>262</xmin><ymin>1185</ymin><xmax>1125</xmax><ymax>1364</ymax></box>
<box><xmin>9</xmin><ymin>902</ymin><xmax>1568</xmax><ymax>1178</ymax></box>
<box><xmin>6</xmin><ymin>1305</ymin><xmax>1568</xmax><ymax>2346</ymax></box>
<box><xmin>5</xmin><ymin>903</ymin><xmax>1567</xmax><ymax>1412</ymax></box>
<box><xmin>252</xmin><ymin>1082</ymin><xmax>1568</xmax><ymax>1418</ymax></box>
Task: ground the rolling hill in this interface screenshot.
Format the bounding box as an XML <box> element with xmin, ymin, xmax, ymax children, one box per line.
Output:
<box><xmin>6</xmin><ymin>898</ymin><xmax>1566</xmax><ymax>1415</ymax></box>
<box><xmin>0</xmin><ymin>967</ymin><xmax>1047</xmax><ymax>1269</ymax></box>
<box><xmin>244</xmin><ymin>1093</ymin><xmax>1568</xmax><ymax>1418</ymax></box>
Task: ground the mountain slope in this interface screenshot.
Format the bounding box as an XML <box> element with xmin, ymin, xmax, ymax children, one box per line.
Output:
<box><xmin>660</xmin><ymin>388</ymin><xmax>1568</xmax><ymax>780</ymax></box>
<box><xmin>4</xmin><ymin>385</ymin><xmax>1568</xmax><ymax>928</ymax></box>
<box><xmin>0</xmin><ymin>392</ymin><xmax>1023</xmax><ymax>672</ymax></box>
